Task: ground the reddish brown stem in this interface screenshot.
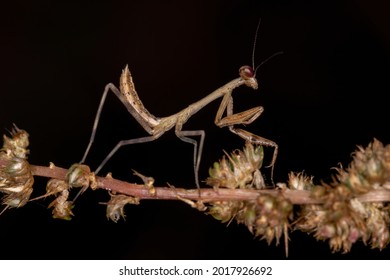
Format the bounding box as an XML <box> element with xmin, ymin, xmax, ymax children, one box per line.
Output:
<box><xmin>24</xmin><ymin>162</ymin><xmax>390</xmax><ymax>204</ymax></box>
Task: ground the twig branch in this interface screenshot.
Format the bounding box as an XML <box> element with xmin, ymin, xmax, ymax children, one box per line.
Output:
<box><xmin>1</xmin><ymin>127</ymin><xmax>390</xmax><ymax>255</ymax></box>
<box><xmin>25</xmin><ymin>162</ymin><xmax>390</xmax><ymax>204</ymax></box>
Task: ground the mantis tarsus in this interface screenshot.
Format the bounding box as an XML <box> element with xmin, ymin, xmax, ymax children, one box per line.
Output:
<box><xmin>79</xmin><ymin>25</ymin><xmax>280</xmax><ymax>191</ymax></box>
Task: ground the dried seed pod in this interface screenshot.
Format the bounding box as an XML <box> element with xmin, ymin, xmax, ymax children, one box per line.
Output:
<box><xmin>206</xmin><ymin>142</ymin><xmax>264</xmax><ymax>189</ymax></box>
<box><xmin>208</xmin><ymin>193</ymin><xmax>292</xmax><ymax>255</ymax></box>
<box><xmin>46</xmin><ymin>178</ymin><xmax>69</xmax><ymax>196</ymax></box>
<box><xmin>48</xmin><ymin>189</ymin><xmax>74</xmax><ymax>220</ymax></box>
<box><xmin>350</xmin><ymin>200</ymin><xmax>390</xmax><ymax>250</ymax></box>
<box><xmin>0</xmin><ymin>126</ymin><xmax>34</xmax><ymax>211</ymax></box>
<box><xmin>208</xmin><ymin>201</ymin><xmax>243</xmax><ymax>223</ymax></box>
<box><xmin>0</xmin><ymin>158</ymin><xmax>32</xmax><ymax>185</ymax></box>
<box><xmin>288</xmin><ymin>172</ymin><xmax>314</xmax><ymax>190</ymax></box>
<box><xmin>365</xmin><ymin>203</ymin><xmax>390</xmax><ymax>250</ymax></box>
<box><xmin>38</xmin><ymin>178</ymin><xmax>69</xmax><ymax>201</ymax></box>
<box><xmin>37</xmin><ymin>179</ymin><xmax>75</xmax><ymax>220</ymax></box>
<box><xmin>103</xmin><ymin>193</ymin><xmax>140</xmax><ymax>223</ymax></box>
<box><xmin>337</xmin><ymin>139</ymin><xmax>390</xmax><ymax>192</ymax></box>
<box><xmin>293</xmin><ymin>139</ymin><xmax>390</xmax><ymax>253</ymax></box>
<box><xmin>250</xmin><ymin>194</ymin><xmax>292</xmax><ymax>245</ymax></box>
<box><xmin>1</xmin><ymin>186</ymin><xmax>33</xmax><ymax>209</ymax></box>
<box><xmin>30</xmin><ymin>178</ymin><xmax>71</xmax><ymax>202</ymax></box>
<box><xmin>295</xmin><ymin>181</ymin><xmax>389</xmax><ymax>253</ymax></box>
<box><xmin>66</xmin><ymin>163</ymin><xmax>96</xmax><ymax>202</ymax></box>
<box><xmin>0</xmin><ymin>125</ymin><xmax>29</xmax><ymax>160</ymax></box>
<box><xmin>67</xmin><ymin>164</ymin><xmax>92</xmax><ymax>189</ymax></box>
<box><xmin>206</xmin><ymin>142</ymin><xmax>292</xmax><ymax>252</ymax></box>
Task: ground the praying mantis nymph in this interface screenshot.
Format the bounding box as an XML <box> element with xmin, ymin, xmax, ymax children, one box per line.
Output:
<box><xmin>79</xmin><ymin>21</ymin><xmax>281</xmax><ymax>191</ymax></box>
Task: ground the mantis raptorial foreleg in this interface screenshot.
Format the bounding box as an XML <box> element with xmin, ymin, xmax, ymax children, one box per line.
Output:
<box><xmin>214</xmin><ymin>84</ymin><xmax>278</xmax><ymax>183</ymax></box>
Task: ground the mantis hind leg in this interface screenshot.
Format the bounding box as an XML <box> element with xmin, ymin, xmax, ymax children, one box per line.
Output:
<box><xmin>175</xmin><ymin>130</ymin><xmax>205</xmax><ymax>188</ymax></box>
<box><xmin>94</xmin><ymin>135</ymin><xmax>160</xmax><ymax>175</ymax></box>
<box><xmin>73</xmin><ymin>135</ymin><xmax>160</xmax><ymax>202</ymax></box>
<box><xmin>80</xmin><ymin>82</ymin><xmax>156</xmax><ymax>165</ymax></box>
<box><xmin>80</xmin><ymin>83</ymin><xmax>122</xmax><ymax>164</ymax></box>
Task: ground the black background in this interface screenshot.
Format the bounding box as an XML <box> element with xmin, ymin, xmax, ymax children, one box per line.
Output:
<box><xmin>1</xmin><ymin>0</ymin><xmax>390</xmax><ymax>259</ymax></box>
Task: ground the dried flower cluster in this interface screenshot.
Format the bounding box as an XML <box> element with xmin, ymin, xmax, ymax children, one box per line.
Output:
<box><xmin>0</xmin><ymin>125</ymin><xmax>33</xmax><ymax>213</ymax></box>
<box><xmin>47</xmin><ymin>164</ymin><xmax>96</xmax><ymax>220</ymax></box>
<box><xmin>292</xmin><ymin>139</ymin><xmax>390</xmax><ymax>252</ymax></box>
<box><xmin>206</xmin><ymin>142</ymin><xmax>293</xmax><ymax>252</ymax></box>
<box><xmin>206</xmin><ymin>142</ymin><xmax>265</xmax><ymax>189</ymax></box>
<box><xmin>1</xmin><ymin>126</ymin><xmax>390</xmax><ymax>256</ymax></box>
<box><xmin>46</xmin><ymin>178</ymin><xmax>74</xmax><ymax>220</ymax></box>
<box><xmin>29</xmin><ymin>163</ymin><xmax>96</xmax><ymax>220</ymax></box>
<box><xmin>100</xmin><ymin>170</ymin><xmax>156</xmax><ymax>222</ymax></box>
<box><xmin>101</xmin><ymin>193</ymin><xmax>140</xmax><ymax>222</ymax></box>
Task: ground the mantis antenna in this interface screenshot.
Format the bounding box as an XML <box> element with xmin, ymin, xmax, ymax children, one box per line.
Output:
<box><xmin>252</xmin><ymin>18</ymin><xmax>284</xmax><ymax>76</ymax></box>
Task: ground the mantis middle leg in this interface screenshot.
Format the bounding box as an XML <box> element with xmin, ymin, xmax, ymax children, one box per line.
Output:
<box><xmin>174</xmin><ymin>123</ymin><xmax>205</xmax><ymax>188</ymax></box>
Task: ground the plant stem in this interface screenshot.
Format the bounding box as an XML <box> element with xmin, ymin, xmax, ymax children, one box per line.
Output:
<box><xmin>22</xmin><ymin>162</ymin><xmax>390</xmax><ymax>204</ymax></box>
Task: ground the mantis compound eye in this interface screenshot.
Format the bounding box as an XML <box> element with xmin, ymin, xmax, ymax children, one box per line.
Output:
<box><xmin>239</xmin><ymin>66</ymin><xmax>255</xmax><ymax>80</ymax></box>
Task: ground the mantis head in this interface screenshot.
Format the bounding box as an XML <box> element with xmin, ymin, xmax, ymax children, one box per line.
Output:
<box><xmin>239</xmin><ymin>65</ymin><xmax>258</xmax><ymax>89</ymax></box>
<box><xmin>239</xmin><ymin>51</ymin><xmax>283</xmax><ymax>91</ymax></box>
